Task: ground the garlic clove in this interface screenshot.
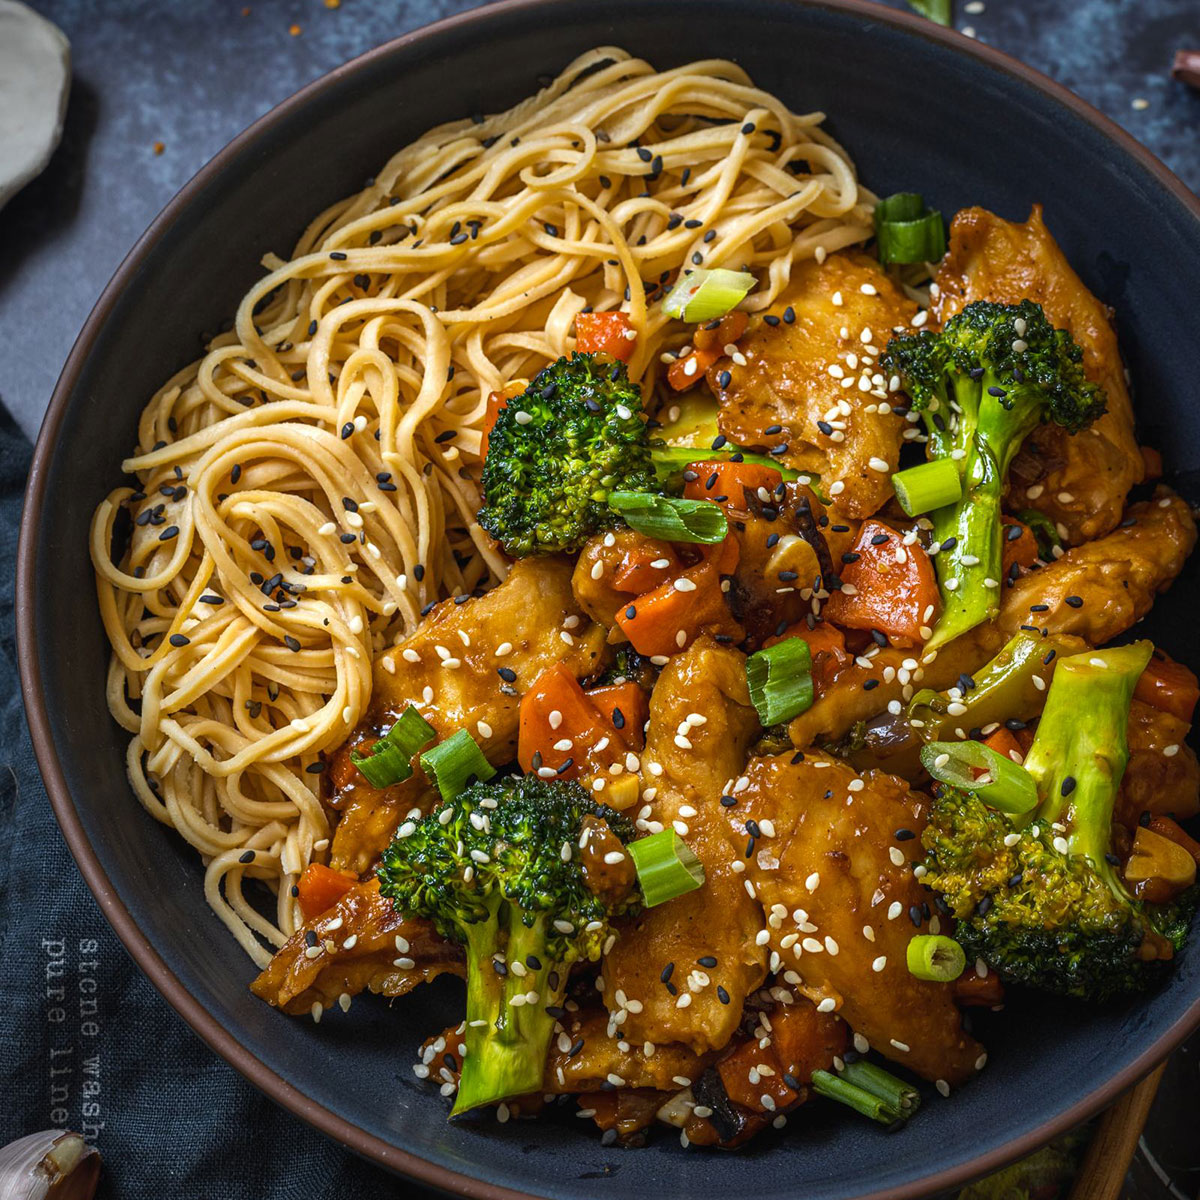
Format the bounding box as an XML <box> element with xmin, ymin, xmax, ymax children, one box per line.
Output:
<box><xmin>0</xmin><ymin>1131</ymin><xmax>100</xmax><ymax>1200</ymax></box>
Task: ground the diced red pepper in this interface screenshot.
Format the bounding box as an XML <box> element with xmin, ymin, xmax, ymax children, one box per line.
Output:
<box><xmin>1000</xmin><ymin>517</ymin><xmax>1039</xmax><ymax>575</ymax></box>
<box><xmin>614</xmin><ymin>558</ymin><xmax>742</xmax><ymax>657</ymax></box>
<box><xmin>684</xmin><ymin>460</ymin><xmax>785</xmax><ymax>518</ymax></box>
<box><xmin>518</xmin><ymin>665</ymin><xmax>646</xmax><ymax>781</ymax></box>
<box><xmin>822</xmin><ymin>520</ymin><xmax>940</xmax><ymax>648</ymax></box>
<box><xmin>666</xmin><ymin>313</ymin><xmax>749</xmax><ymax>391</ymax></box>
<box><xmin>765</xmin><ymin>620</ymin><xmax>848</xmax><ymax>693</ymax></box>
<box><xmin>1135</xmin><ymin>651</ymin><xmax>1200</xmax><ymax>723</ymax></box>
<box><xmin>584</xmin><ymin>682</ymin><xmax>649</xmax><ymax>752</ymax></box>
<box><xmin>479</xmin><ymin>380</ymin><xmax>526</xmax><ymax>463</ymax></box>
<box><xmin>769</xmin><ymin>1002</ymin><xmax>847</xmax><ymax>1083</ymax></box>
<box><xmin>576</xmin><ymin>311</ymin><xmax>637</xmax><ymax>362</ymax></box>
<box><xmin>717</xmin><ymin>1039</ymin><xmax>799</xmax><ymax>1113</ymax></box>
<box><xmin>612</xmin><ymin>540</ymin><xmax>681</xmax><ymax>595</ymax></box>
<box><xmin>693</xmin><ymin>311</ymin><xmax>748</xmax><ymax>352</ymax></box>
<box><xmin>983</xmin><ymin>726</ymin><xmax>1024</xmax><ymax>763</ymax></box>
<box><xmin>296</xmin><ymin>863</ymin><xmax>358</xmax><ymax>922</ymax></box>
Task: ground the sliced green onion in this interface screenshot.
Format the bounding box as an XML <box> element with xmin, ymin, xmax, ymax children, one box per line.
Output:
<box><xmin>874</xmin><ymin>192</ymin><xmax>947</xmax><ymax>265</ymax></box>
<box><xmin>628</xmin><ymin>829</ymin><xmax>705</xmax><ymax>906</ymax></box>
<box><xmin>746</xmin><ymin>637</ymin><xmax>814</xmax><ymax>725</ymax></box>
<box><xmin>920</xmin><ymin>740</ymin><xmax>1038</xmax><ymax>815</ymax></box>
<box><xmin>349</xmin><ymin>704</ymin><xmax>436</xmax><ymax>788</ymax></box>
<box><xmin>906</xmin><ymin>934</ymin><xmax>967</xmax><ymax>982</ymax></box>
<box><xmin>419</xmin><ymin>729</ymin><xmax>496</xmax><ymax>801</ymax></box>
<box><xmin>609</xmin><ymin>491</ymin><xmax>728</xmax><ymax>544</ymax></box>
<box><xmin>874</xmin><ymin>192</ymin><xmax>928</xmax><ymax>223</ymax></box>
<box><xmin>811</xmin><ymin>1060</ymin><xmax>921</xmax><ymax>1125</ymax></box>
<box><xmin>905</xmin><ymin>0</ymin><xmax>951</xmax><ymax>26</ymax></box>
<box><xmin>891</xmin><ymin>458</ymin><xmax>963</xmax><ymax>517</ymax></box>
<box><xmin>661</xmin><ymin>268</ymin><xmax>756</xmax><ymax>323</ymax></box>
<box><xmin>650</xmin><ymin>444</ymin><xmax>803</xmax><ymax>487</ymax></box>
<box><xmin>1016</xmin><ymin>508</ymin><xmax>1063</xmax><ymax>560</ymax></box>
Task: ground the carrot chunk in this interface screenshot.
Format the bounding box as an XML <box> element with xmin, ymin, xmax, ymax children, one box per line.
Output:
<box><xmin>1135</xmin><ymin>651</ymin><xmax>1200</xmax><ymax>723</ymax></box>
<box><xmin>684</xmin><ymin>460</ymin><xmax>784</xmax><ymax>518</ymax></box>
<box><xmin>822</xmin><ymin>520</ymin><xmax>940</xmax><ymax>647</ymax></box>
<box><xmin>296</xmin><ymin>863</ymin><xmax>358</xmax><ymax>922</ymax></box>
<box><xmin>576</xmin><ymin>311</ymin><xmax>636</xmax><ymax>362</ymax></box>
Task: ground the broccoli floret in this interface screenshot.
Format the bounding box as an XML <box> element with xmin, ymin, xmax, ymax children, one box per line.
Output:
<box><xmin>922</xmin><ymin>642</ymin><xmax>1195</xmax><ymax>1001</ymax></box>
<box><xmin>478</xmin><ymin>351</ymin><xmax>798</xmax><ymax>556</ymax></box>
<box><xmin>377</xmin><ymin>774</ymin><xmax>640</xmax><ymax>1113</ymax></box>
<box><xmin>882</xmin><ymin>300</ymin><xmax>1105</xmax><ymax>649</ymax></box>
<box><xmin>479</xmin><ymin>354</ymin><xmax>655</xmax><ymax>557</ymax></box>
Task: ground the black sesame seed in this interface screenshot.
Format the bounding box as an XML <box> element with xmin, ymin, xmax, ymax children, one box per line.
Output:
<box><xmin>497</xmin><ymin>667</ymin><xmax>517</xmax><ymax>683</ymax></box>
<box><xmin>168</xmin><ymin>634</ymin><xmax>190</xmax><ymax>647</ymax></box>
<box><xmin>239</xmin><ymin>850</ymin><xmax>256</xmax><ymax>864</ymax></box>
<box><xmin>1064</xmin><ymin>595</ymin><xmax>1083</xmax><ymax>608</ymax></box>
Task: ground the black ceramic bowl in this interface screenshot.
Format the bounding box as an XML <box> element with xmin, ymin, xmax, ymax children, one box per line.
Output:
<box><xmin>19</xmin><ymin>1</ymin><xmax>1200</xmax><ymax>1197</ymax></box>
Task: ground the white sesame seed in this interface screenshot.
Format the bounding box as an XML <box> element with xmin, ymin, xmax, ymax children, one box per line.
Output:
<box><xmin>872</xmin><ymin>955</ymin><xmax>887</xmax><ymax>973</ymax></box>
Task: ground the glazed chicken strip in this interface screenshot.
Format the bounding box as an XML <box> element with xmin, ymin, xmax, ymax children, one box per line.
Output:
<box><xmin>719</xmin><ymin>754</ymin><xmax>984</xmax><ymax>1087</ymax></box>
<box><xmin>790</xmin><ymin>488</ymin><xmax>1196</xmax><ymax>748</ymax></box>
<box><xmin>708</xmin><ymin>252</ymin><xmax>918</xmax><ymax>519</ymax></box>
<box><xmin>1117</xmin><ymin>700</ymin><xmax>1200</xmax><ymax>827</ymax></box>
<box><xmin>328</xmin><ymin>558</ymin><xmax>609</xmax><ymax>872</ymax></box>
<box><xmin>934</xmin><ymin>205</ymin><xmax>1142</xmax><ymax>543</ymax></box>
<box><xmin>252</xmin><ymin>879</ymin><xmax>461</xmax><ymax>1014</ymax></box>
<box><xmin>601</xmin><ymin>637</ymin><xmax>767</xmax><ymax>1054</ymax></box>
<box><xmin>423</xmin><ymin>1009</ymin><xmax>714</xmax><ymax>1097</ymax></box>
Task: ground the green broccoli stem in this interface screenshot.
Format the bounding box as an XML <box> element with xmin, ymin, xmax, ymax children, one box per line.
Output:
<box><xmin>909</xmin><ymin>628</ymin><xmax>1082</xmax><ymax>741</ymax></box>
<box><xmin>925</xmin><ymin>372</ymin><xmax>1045</xmax><ymax>651</ymax></box>
<box><xmin>453</xmin><ymin>908</ymin><xmax>564</xmax><ymax>1116</ymax></box>
<box><xmin>1023</xmin><ymin>642</ymin><xmax>1153</xmax><ymax>895</ymax></box>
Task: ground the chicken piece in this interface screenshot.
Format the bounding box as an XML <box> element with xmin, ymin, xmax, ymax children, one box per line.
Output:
<box><xmin>1116</xmin><ymin>700</ymin><xmax>1200</xmax><ymax>828</ymax></box>
<box><xmin>601</xmin><ymin>637</ymin><xmax>767</xmax><ymax>1054</ymax></box>
<box><xmin>789</xmin><ymin>488</ymin><xmax>1195</xmax><ymax>748</ymax></box>
<box><xmin>934</xmin><ymin>206</ymin><xmax>1142</xmax><ymax>543</ymax></box>
<box><xmin>1000</xmin><ymin>488</ymin><xmax>1194</xmax><ymax>643</ymax></box>
<box><xmin>708</xmin><ymin>252</ymin><xmax>918</xmax><ymax>520</ymax></box>
<box><xmin>329</xmin><ymin>558</ymin><xmax>609</xmax><ymax>872</ymax></box>
<box><xmin>572</xmin><ymin>528</ymin><xmax>672</xmax><ymax>635</ymax></box>
<box><xmin>546</xmin><ymin>1010</ymin><xmax>714</xmax><ymax>1093</ymax></box>
<box><xmin>419</xmin><ymin>1008</ymin><xmax>712</xmax><ymax>1096</ymax></box>
<box><xmin>720</xmin><ymin>753</ymin><xmax>984</xmax><ymax>1086</ymax></box>
<box><xmin>251</xmin><ymin>878</ymin><xmax>461</xmax><ymax>1014</ymax></box>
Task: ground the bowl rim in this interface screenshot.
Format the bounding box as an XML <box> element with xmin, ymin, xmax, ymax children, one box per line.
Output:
<box><xmin>17</xmin><ymin>0</ymin><xmax>1200</xmax><ymax>1195</ymax></box>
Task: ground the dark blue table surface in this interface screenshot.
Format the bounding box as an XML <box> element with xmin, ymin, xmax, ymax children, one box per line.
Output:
<box><xmin>0</xmin><ymin>2</ymin><xmax>1197</xmax><ymax>1197</ymax></box>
